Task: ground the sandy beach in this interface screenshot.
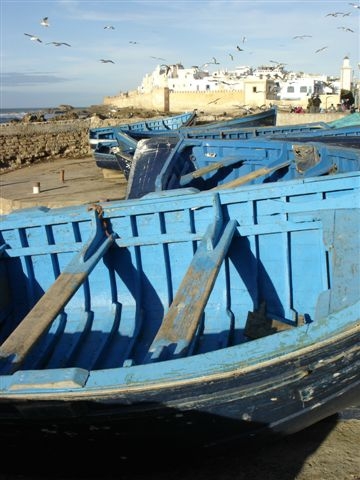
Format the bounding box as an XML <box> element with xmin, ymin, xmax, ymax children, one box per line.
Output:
<box><xmin>0</xmin><ymin>413</ymin><xmax>359</xmax><ymax>479</ymax></box>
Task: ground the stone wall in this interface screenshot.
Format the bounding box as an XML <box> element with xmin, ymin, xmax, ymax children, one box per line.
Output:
<box><xmin>104</xmin><ymin>88</ymin><xmax>342</xmax><ymax>116</ymax></box>
<box><xmin>104</xmin><ymin>89</ymin><xmax>247</xmax><ymax>114</ymax></box>
<box><xmin>275</xmin><ymin>112</ymin><xmax>345</xmax><ymax>125</ymax></box>
<box><xmin>0</xmin><ymin>120</ymin><xmax>93</xmax><ymax>170</ymax></box>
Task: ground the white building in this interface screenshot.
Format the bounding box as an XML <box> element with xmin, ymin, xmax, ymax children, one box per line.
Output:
<box><xmin>138</xmin><ymin>57</ymin><xmax>352</xmax><ymax>105</ymax></box>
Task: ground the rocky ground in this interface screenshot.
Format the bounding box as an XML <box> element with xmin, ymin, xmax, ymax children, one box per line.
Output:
<box><xmin>11</xmin><ymin>104</ymin><xmax>195</xmax><ymax>125</ymax></box>
<box><xmin>9</xmin><ymin>103</ymin><xmax>252</xmax><ymax>129</ymax></box>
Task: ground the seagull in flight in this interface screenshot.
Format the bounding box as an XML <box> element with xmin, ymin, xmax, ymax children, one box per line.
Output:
<box><xmin>236</xmin><ymin>45</ymin><xmax>244</xmax><ymax>51</ymax></box>
<box><xmin>150</xmin><ymin>56</ymin><xmax>167</xmax><ymax>61</ymax></box>
<box><xmin>46</xmin><ymin>41</ymin><xmax>71</xmax><ymax>46</ymax></box>
<box><xmin>338</xmin><ymin>26</ymin><xmax>354</xmax><ymax>31</ymax></box>
<box><xmin>104</xmin><ymin>25</ymin><xmax>115</xmax><ymax>29</ymax></box>
<box><xmin>24</xmin><ymin>33</ymin><xmax>42</xmax><ymax>42</ymax></box>
<box><xmin>349</xmin><ymin>2</ymin><xmax>360</xmax><ymax>8</ymax></box>
<box><xmin>100</xmin><ymin>59</ymin><xmax>115</xmax><ymax>63</ymax></box>
<box><xmin>207</xmin><ymin>97</ymin><xmax>222</xmax><ymax>105</ymax></box>
<box><xmin>315</xmin><ymin>46</ymin><xmax>328</xmax><ymax>53</ymax></box>
<box><xmin>129</xmin><ymin>41</ymin><xmax>138</xmax><ymax>44</ymax></box>
<box><xmin>293</xmin><ymin>34</ymin><xmax>312</xmax><ymax>39</ymax></box>
<box><xmin>229</xmin><ymin>53</ymin><xmax>234</xmax><ymax>61</ymax></box>
<box><xmin>40</xmin><ymin>17</ymin><xmax>49</xmax><ymax>27</ymax></box>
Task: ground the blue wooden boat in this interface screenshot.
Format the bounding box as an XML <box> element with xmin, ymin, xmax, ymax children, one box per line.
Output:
<box><xmin>119</xmin><ymin>107</ymin><xmax>279</xmax><ymax>141</ymax></box>
<box><xmin>110</xmin><ymin>123</ymin><xmax>359</xmax><ymax>181</ymax></box>
<box><xmin>90</xmin><ymin>108</ymin><xmax>279</xmax><ymax>175</ymax></box>
<box><xmin>326</xmin><ymin>112</ymin><xmax>360</xmax><ymax>128</ymax></box>
<box><xmin>96</xmin><ymin>122</ymin><xmax>324</xmax><ymax>176</ymax></box>
<box><xmin>0</xmin><ymin>172</ymin><xmax>359</xmax><ymax>448</ymax></box>
<box><xmin>92</xmin><ymin>132</ymin><xmax>138</xmax><ymax>179</ymax></box>
<box><xmin>90</xmin><ymin>107</ymin><xmax>278</xmax><ymax>152</ymax></box>
<box><xmin>89</xmin><ymin>110</ymin><xmax>197</xmax><ymax>149</ymax></box>
<box><xmin>125</xmin><ymin>130</ymin><xmax>360</xmax><ymax>198</ymax></box>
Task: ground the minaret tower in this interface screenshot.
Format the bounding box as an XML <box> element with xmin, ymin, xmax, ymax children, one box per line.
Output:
<box><xmin>340</xmin><ymin>56</ymin><xmax>352</xmax><ymax>91</ymax></box>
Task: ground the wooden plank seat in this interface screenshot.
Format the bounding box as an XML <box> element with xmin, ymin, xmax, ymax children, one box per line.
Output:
<box><xmin>0</xmin><ymin>208</ymin><xmax>117</xmax><ymax>374</ymax></box>
<box><xmin>145</xmin><ymin>195</ymin><xmax>237</xmax><ymax>363</ymax></box>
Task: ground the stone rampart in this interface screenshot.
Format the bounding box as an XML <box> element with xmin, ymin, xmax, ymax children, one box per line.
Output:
<box><xmin>104</xmin><ymin>89</ymin><xmax>246</xmax><ymax>114</ymax></box>
<box><xmin>0</xmin><ymin>120</ymin><xmax>93</xmax><ymax>170</ymax></box>
<box><xmin>104</xmin><ymin>89</ymin><xmax>344</xmax><ymax>117</ymax></box>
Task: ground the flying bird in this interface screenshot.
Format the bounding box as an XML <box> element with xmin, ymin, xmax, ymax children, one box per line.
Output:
<box><xmin>100</xmin><ymin>59</ymin><xmax>115</xmax><ymax>63</ymax></box>
<box><xmin>207</xmin><ymin>97</ymin><xmax>222</xmax><ymax>105</ymax></box>
<box><xmin>229</xmin><ymin>53</ymin><xmax>234</xmax><ymax>61</ymax></box>
<box><xmin>201</xmin><ymin>57</ymin><xmax>219</xmax><ymax>66</ymax></box>
<box><xmin>150</xmin><ymin>56</ymin><xmax>167</xmax><ymax>61</ymax></box>
<box><xmin>104</xmin><ymin>25</ymin><xmax>115</xmax><ymax>29</ymax></box>
<box><xmin>236</xmin><ymin>45</ymin><xmax>244</xmax><ymax>51</ymax></box>
<box><xmin>293</xmin><ymin>35</ymin><xmax>312</xmax><ymax>39</ymax></box>
<box><xmin>40</xmin><ymin>17</ymin><xmax>49</xmax><ymax>27</ymax></box>
<box><xmin>46</xmin><ymin>41</ymin><xmax>71</xmax><ymax>46</ymax></box>
<box><xmin>315</xmin><ymin>46</ymin><xmax>328</xmax><ymax>53</ymax></box>
<box><xmin>24</xmin><ymin>33</ymin><xmax>42</xmax><ymax>42</ymax></box>
<box><xmin>326</xmin><ymin>12</ymin><xmax>344</xmax><ymax>16</ymax></box>
<box><xmin>337</xmin><ymin>26</ymin><xmax>354</xmax><ymax>31</ymax></box>
<box><xmin>129</xmin><ymin>41</ymin><xmax>138</xmax><ymax>44</ymax></box>
<box><xmin>349</xmin><ymin>2</ymin><xmax>360</xmax><ymax>8</ymax></box>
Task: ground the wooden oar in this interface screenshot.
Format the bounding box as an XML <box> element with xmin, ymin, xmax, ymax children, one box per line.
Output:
<box><xmin>211</xmin><ymin>158</ymin><xmax>291</xmax><ymax>191</ymax></box>
<box><xmin>179</xmin><ymin>156</ymin><xmax>243</xmax><ymax>186</ymax></box>
<box><xmin>145</xmin><ymin>217</ymin><xmax>237</xmax><ymax>363</ymax></box>
<box><xmin>0</xmin><ymin>209</ymin><xmax>117</xmax><ymax>374</ymax></box>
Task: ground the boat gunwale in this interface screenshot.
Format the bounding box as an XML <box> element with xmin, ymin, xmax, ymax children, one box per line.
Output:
<box><xmin>1</xmin><ymin>170</ymin><xmax>359</xmax><ymax>228</ymax></box>
<box><xmin>0</xmin><ymin>302</ymin><xmax>359</xmax><ymax>398</ymax></box>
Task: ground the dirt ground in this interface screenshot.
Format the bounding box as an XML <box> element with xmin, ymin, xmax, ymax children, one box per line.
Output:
<box><xmin>0</xmin><ymin>413</ymin><xmax>359</xmax><ymax>479</ymax></box>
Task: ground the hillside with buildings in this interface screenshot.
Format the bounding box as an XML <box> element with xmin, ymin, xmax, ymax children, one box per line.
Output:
<box><xmin>104</xmin><ymin>56</ymin><xmax>358</xmax><ymax>115</ymax></box>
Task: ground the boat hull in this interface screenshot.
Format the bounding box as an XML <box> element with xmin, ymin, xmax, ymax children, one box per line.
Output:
<box><xmin>0</xmin><ymin>324</ymin><xmax>359</xmax><ymax>447</ymax></box>
<box><xmin>0</xmin><ymin>172</ymin><xmax>359</xmax><ymax>446</ymax></box>
<box><xmin>125</xmin><ymin>134</ymin><xmax>360</xmax><ymax>198</ymax></box>
<box><xmin>89</xmin><ymin>110</ymin><xmax>197</xmax><ymax>150</ymax></box>
<box><xmin>122</xmin><ymin>107</ymin><xmax>278</xmax><ymax>140</ymax></box>
<box><xmin>91</xmin><ymin>108</ymin><xmax>279</xmax><ymax>176</ymax></box>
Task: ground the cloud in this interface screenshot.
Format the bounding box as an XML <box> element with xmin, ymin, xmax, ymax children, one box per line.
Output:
<box><xmin>1</xmin><ymin>72</ymin><xmax>69</xmax><ymax>87</ymax></box>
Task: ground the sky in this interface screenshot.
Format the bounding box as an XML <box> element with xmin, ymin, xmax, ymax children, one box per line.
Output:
<box><xmin>1</xmin><ymin>0</ymin><xmax>359</xmax><ymax>109</ymax></box>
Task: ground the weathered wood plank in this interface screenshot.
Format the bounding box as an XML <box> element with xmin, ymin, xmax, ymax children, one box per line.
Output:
<box><xmin>0</xmin><ymin>210</ymin><xmax>117</xmax><ymax>374</ymax></box>
<box><xmin>146</xmin><ymin>218</ymin><xmax>237</xmax><ymax>362</ymax></box>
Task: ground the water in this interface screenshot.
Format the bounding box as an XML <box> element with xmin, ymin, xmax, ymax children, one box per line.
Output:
<box><xmin>0</xmin><ymin>107</ymin><xmax>48</xmax><ymax>124</ymax></box>
<box><xmin>0</xmin><ymin>107</ymin><xmax>65</xmax><ymax>124</ymax></box>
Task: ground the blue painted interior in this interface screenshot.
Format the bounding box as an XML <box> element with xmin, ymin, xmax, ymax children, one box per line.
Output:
<box><xmin>0</xmin><ymin>172</ymin><xmax>359</xmax><ymax>395</ymax></box>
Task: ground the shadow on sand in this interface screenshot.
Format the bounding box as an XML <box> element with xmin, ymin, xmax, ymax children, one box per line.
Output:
<box><xmin>0</xmin><ymin>411</ymin><xmax>358</xmax><ymax>479</ymax></box>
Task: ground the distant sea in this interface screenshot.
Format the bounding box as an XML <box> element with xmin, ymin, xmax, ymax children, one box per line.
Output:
<box><xmin>0</xmin><ymin>107</ymin><xmax>78</xmax><ymax>124</ymax></box>
<box><xmin>0</xmin><ymin>107</ymin><xmax>50</xmax><ymax>124</ymax></box>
